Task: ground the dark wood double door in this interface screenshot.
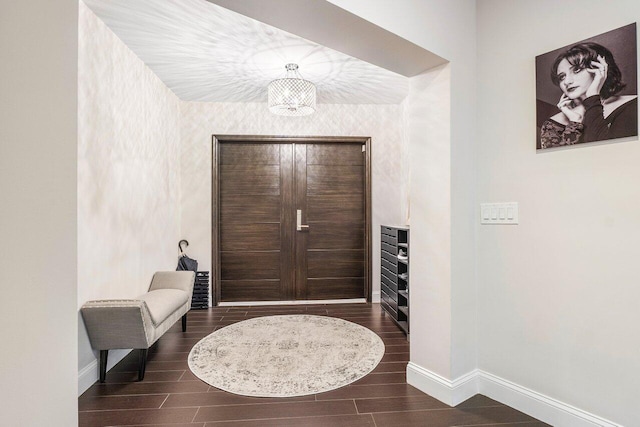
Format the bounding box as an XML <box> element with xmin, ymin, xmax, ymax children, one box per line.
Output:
<box><xmin>214</xmin><ymin>136</ymin><xmax>371</xmax><ymax>303</ymax></box>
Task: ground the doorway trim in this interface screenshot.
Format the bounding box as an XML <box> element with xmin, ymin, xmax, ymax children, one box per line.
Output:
<box><xmin>212</xmin><ymin>135</ymin><xmax>372</xmax><ymax>306</ymax></box>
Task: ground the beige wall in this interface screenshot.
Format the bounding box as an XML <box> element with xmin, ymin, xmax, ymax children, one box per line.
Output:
<box><xmin>477</xmin><ymin>1</ymin><xmax>640</xmax><ymax>425</ymax></box>
<box><xmin>77</xmin><ymin>2</ymin><xmax>182</xmax><ymax>391</ymax></box>
<box><xmin>328</xmin><ymin>0</ymin><xmax>479</xmax><ymax>388</ymax></box>
<box><xmin>406</xmin><ymin>64</ymin><xmax>453</xmax><ymax>381</ymax></box>
<box><xmin>0</xmin><ymin>1</ymin><xmax>79</xmax><ymax>425</ymax></box>
<box><xmin>179</xmin><ymin>101</ymin><xmax>407</xmax><ymax>301</ymax></box>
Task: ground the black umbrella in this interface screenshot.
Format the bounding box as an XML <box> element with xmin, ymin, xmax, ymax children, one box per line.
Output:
<box><xmin>176</xmin><ymin>239</ymin><xmax>198</xmax><ymax>272</ymax></box>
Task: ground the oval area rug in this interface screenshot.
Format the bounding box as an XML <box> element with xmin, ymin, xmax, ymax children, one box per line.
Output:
<box><xmin>188</xmin><ymin>314</ymin><xmax>385</xmax><ymax>397</ymax></box>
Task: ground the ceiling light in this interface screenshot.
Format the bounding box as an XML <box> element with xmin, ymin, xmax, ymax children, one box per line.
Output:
<box><xmin>268</xmin><ymin>64</ymin><xmax>316</xmax><ymax>116</ymax></box>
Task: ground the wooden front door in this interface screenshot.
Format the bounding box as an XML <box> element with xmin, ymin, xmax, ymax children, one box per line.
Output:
<box><xmin>214</xmin><ymin>136</ymin><xmax>371</xmax><ymax>303</ymax></box>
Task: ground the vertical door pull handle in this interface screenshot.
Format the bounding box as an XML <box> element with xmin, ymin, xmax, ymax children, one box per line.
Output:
<box><xmin>296</xmin><ymin>209</ymin><xmax>309</xmax><ymax>231</ymax></box>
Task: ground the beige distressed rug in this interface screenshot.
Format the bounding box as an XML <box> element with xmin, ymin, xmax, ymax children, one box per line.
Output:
<box><xmin>188</xmin><ymin>314</ymin><xmax>385</xmax><ymax>397</ymax></box>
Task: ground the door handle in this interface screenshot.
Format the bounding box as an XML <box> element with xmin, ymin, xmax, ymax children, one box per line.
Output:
<box><xmin>296</xmin><ymin>209</ymin><xmax>309</xmax><ymax>231</ymax></box>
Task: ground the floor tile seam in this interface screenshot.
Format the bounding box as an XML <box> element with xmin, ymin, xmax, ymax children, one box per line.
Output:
<box><xmin>79</xmin><ymin>393</ymin><xmax>170</xmax><ymax>400</ymax></box>
<box><xmin>349</xmin><ymin>395</ymin><xmax>505</xmax><ymax>408</ymax></box>
<box><xmin>168</xmin><ymin>399</ymin><xmax>357</xmax><ymax>409</ymax></box>
<box><xmin>453</xmin><ymin>404</ymin><xmax>506</xmax><ymax>410</ymax></box>
<box><xmin>85</xmin><ymin>390</ymin><xmax>210</xmax><ymax>398</ymax></box>
<box><xmin>356</xmin><ymin>403</ymin><xmax>508</xmax><ymax>413</ymax></box>
<box><xmin>364</xmin><ymin>405</ymin><xmax>506</xmax><ymax>416</ymax></box>
<box><xmin>158</xmin><ymin>394</ymin><xmax>170</xmax><ymax>409</ymax></box>
<box><xmin>190</xmin><ymin>319</ymin><xmax>228</xmax><ymax>321</ymax></box>
<box><xmin>106</xmin><ymin>368</ymin><xmax>189</xmax><ymax>372</ymax></box>
<box><xmin>98</xmin><ymin>375</ymin><xmax>192</xmax><ymax>381</ymax></box>
<box><xmin>171</xmin><ymin>321</ymin><xmax>219</xmax><ymax>324</ymax></box>
<box><xmin>77</xmin><ymin>407</ymin><xmax>163</xmax><ymax>413</ymax></box>
<box><xmin>352</xmin><ymin>398</ymin><xmax>360</xmax><ymax>415</ymax></box>
<box><xmin>78</xmin><ymin>406</ymin><xmax>200</xmax><ymax>413</ymax></box>
<box><xmin>452</xmin><ymin>422</ymin><xmax>542</xmax><ymax>427</ymax></box>
<box><xmin>362</xmin><ymin>372</ymin><xmax>405</xmax><ymax>376</ymax></box>
<box><xmin>314</xmin><ymin>396</ymin><xmax>415</xmax><ymax>402</ymax></box>
<box><xmin>349</xmin><ymin>395</ymin><xmax>454</xmax><ymax>403</ymax></box>
<box><xmin>155</xmin><ymin>400</ymin><xmax>328</xmax><ymax>410</ymax></box>
<box><xmin>78</xmin><ymin>396</ymin><xmax>169</xmax><ymax>403</ymax></box>
<box><xmin>149</xmin><ymin>350</ymin><xmax>191</xmax><ymax>353</ymax></box>
<box><xmin>195</xmin><ymin>412</ymin><xmax>364</xmax><ymax>424</ymax></box>
<box><xmin>101</xmin><ymin>374</ymin><xmax>189</xmax><ymax>379</ymax></box>
<box><xmin>191</xmin><ymin>405</ymin><xmax>201</xmax><ymax>424</ymax></box>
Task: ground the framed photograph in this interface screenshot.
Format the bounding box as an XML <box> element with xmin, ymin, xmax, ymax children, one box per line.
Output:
<box><xmin>536</xmin><ymin>23</ymin><xmax>637</xmax><ymax>150</ymax></box>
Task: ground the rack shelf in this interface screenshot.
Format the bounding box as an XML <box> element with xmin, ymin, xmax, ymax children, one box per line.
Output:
<box><xmin>380</xmin><ymin>225</ymin><xmax>409</xmax><ymax>337</ymax></box>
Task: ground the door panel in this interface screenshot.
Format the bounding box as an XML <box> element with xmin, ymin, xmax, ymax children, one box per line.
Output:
<box><xmin>220</xmin><ymin>223</ymin><xmax>280</xmax><ymax>251</ymax></box>
<box><xmin>306</xmin><ymin>194</ymin><xmax>363</xmax><ymax>221</ymax></box>
<box><xmin>307</xmin><ymin>144</ymin><xmax>363</xmax><ymax>165</ymax></box>
<box><xmin>219</xmin><ymin>143</ymin><xmax>293</xmax><ymax>301</ymax></box>
<box><xmin>295</xmin><ymin>143</ymin><xmax>365</xmax><ymax>300</ymax></box>
<box><xmin>220</xmin><ymin>280</ymin><xmax>281</xmax><ymax>301</ymax></box>
<box><xmin>220</xmin><ymin>194</ymin><xmax>280</xmax><ymax>223</ymax></box>
<box><xmin>218</xmin><ymin>139</ymin><xmax>366</xmax><ymax>302</ymax></box>
<box><xmin>220</xmin><ymin>164</ymin><xmax>280</xmax><ymax>195</ymax></box>
<box><xmin>307</xmin><ymin>222</ymin><xmax>365</xmax><ymax>250</ymax></box>
<box><xmin>307</xmin><ymin>165</ymin><xmax>364</xmax><ymax>194</ymax></box>
<box><xmin>307</xmin><ymin>250</ymin><xmax>365</xmax><ymax>278</ymax></box>
<box><xmin>221</xmin><ymin>143</ymin><xmax>280</xmax><ymax>164</ymax></box>
<box><xmin>220</xmin><ymin>252</ymin><xmax>280</xmax><ymax>280</ymax></box>
<box><xmin>306</xmin><ymin>278</ymin><xmax>366</xmax><ymax>300</ymax></box>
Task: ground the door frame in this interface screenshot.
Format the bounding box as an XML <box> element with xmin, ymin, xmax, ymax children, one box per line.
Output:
<box><xmin>212</xmin><ymin>135</ymin><xmax>372</xmax><ymax>305</ymax></box>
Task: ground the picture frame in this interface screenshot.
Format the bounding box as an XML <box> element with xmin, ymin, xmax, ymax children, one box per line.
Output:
<box><xmin>536</xmin><ymin>23</ymin><xmax>637</xmax><ymax>150</ymax></box>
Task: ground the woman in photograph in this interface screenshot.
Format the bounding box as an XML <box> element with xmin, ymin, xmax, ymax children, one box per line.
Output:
<box><xmin>540</xmin><ymin>42</ymin><xmax>637</xmax><ymax>149</ymax></box>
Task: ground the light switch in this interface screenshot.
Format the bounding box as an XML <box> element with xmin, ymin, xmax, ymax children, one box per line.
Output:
<box><xmin>507</xmin><ymin>207</ymin><xmax>514</xmax><ymax>219</ymax></box>
<box><xmin>480</xmin><ymin>202</ymin><xmax>518</xmax><ymax>225</ymax></box>
<box><xmin>482</xmin><ymin>207</ymin><xmax>490</xmax><ymax>220</ymax></box>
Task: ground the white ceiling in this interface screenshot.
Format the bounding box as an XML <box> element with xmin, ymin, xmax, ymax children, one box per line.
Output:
<box><xmin>83</xmin><ymin>0</ymin><xmax>412</xmax><ymax>104</ymax></box>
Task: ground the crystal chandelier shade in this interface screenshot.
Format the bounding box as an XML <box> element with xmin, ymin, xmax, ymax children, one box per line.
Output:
<box><xmin>268</xmin><ymin>64</ymin><xmax>316</xmax><ymax>116</ymax></box>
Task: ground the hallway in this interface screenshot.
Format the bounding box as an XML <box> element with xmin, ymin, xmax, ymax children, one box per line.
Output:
<box><xmin>79</xmin><ymin>303</ymin><xmax>546</xmax><ymax>426</ymax></box>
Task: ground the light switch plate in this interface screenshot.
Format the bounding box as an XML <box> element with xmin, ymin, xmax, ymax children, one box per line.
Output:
<box><xmin>481</xmin><ymin>202</ymin><xmax>518</xmax><ymax>224</ymax></box>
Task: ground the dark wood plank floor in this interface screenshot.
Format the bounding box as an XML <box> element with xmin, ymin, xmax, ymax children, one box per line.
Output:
<box><xmin>79</xmin><ymin>303</ymin><xmax>548</xmax><ymax>427</ymax></box>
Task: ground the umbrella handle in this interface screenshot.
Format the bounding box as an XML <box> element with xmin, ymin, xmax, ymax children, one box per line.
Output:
<box><xmin>178</xmin><ymin>239</ymin><xmax>189</xmax><ymax>254</ymax></box>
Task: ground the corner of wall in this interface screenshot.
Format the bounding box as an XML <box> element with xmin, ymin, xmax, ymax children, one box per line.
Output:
<box><xmin>406</xmin><ymin>362</ymin><xmax>478</xmax><ymax>406</ymax></box>
<box><xmin>405</xmin><ymin>364</ymin><xmax>622</xmax><ymax>427</ymax></box>
<box><xmin>78</xmin><ymin>349</ymin><xmax>132</xmax><ymax>395</ymax></box>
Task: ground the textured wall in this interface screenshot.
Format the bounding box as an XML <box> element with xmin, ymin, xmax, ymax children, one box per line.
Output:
<box><xmin>77</xmin><ymin>1</ymin><xmax>182</xmax><ymax>385</ymax></box>
<box><xmin>179</xmin><ymin>101</ymin><xmax>407</xmax><ymax>300</ymax></box>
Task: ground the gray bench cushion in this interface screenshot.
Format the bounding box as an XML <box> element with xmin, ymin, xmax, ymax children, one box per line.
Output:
<box><xmin>81</xmin><ymin>271</ymin><xmax>195</xmax><ymax>352</ymax></box>
<box><xmin>139</xmin><ymin>289</ymin><xmax>189</xmax><ymax>326</ymax></box>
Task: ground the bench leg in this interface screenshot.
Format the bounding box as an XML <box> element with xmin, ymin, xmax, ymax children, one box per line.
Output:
<box><xmin>138</xmin><ymin>349</ymin><xmax>148</xmax><ymax>381</ymax></box>
<box><xmin>182</xmin><ymin>313</ymin><xmax>187</xmax><ymax>332</ymax></box>
<box><xmin>99</xmin><ymin>350</ymin><xmax>108</xmax><ymax>383</ymax></box>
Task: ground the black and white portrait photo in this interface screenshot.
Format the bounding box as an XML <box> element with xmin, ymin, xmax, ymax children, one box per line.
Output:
<box><xmin>536</xmin><ymin>23</ymin><xmax>638</xmax><ymax>150</ymax></box>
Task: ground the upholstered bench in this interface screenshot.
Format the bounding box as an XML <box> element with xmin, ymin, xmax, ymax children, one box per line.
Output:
<box><xmin>81</xmin><ymin>271</ymin><xmax>195</xmax><ymax>382</ymax></box>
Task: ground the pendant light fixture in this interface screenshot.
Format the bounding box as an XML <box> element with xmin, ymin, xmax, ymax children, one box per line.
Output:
<box><xmin>268</xmin><ymin>63</ymin><xmax>316</xmax><ymax>116</ymax></box>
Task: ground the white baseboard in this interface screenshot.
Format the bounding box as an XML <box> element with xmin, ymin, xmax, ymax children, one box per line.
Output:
<box><xmin>478</xmin><ymin>371</ymin><xmax>622</xmax><ymax>427</ymax></box>
<box><xmin>406</xmin><ymin>363</ymin><xmax>621</xmax><ymax>427</ymax></box>
<box><xmin>406</xmin><ymin>362</ymin><xmax>478</xmax><ymax>406</ymax></box>
<box><xmin>371</xmin><ymin>291</ymin><xmax>381</xmax><ymax>303</ymax></box>
<box><xmin>78</xmin><ymin>349</ymin><xmax>132</xmax><ymax>395</ymax></box>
